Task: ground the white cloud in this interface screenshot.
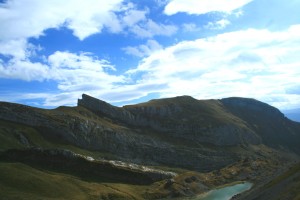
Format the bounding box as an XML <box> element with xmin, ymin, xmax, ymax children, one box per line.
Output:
<box><xmin>0</xmin><ymin>0</ymin><xmax>177</xmax><ymax>40</ymax></box>
<box><xmin>127</xmin><ymin>24</ymin><xmax>300</xmax><ymax>109</ymax></box>
<box><xmin>0</xmin><ymin>0</ymin><xmax>179</xmax><ymax>107</ymax></box>
<box><xmin>122</xmin><ymin>39</ymin><xmax>163</xmax><ymax>57</ymax></box>
<box><xmin>0</xmin><ymin>59</ymin><xmax>50</xmax><ymax>81</ymax></box>
<box><xmin>1</xmin><ymin>0</ymin><xmax>299</xmax><ymax>110</ymax></box>
<box><xmin>131</xmin><ymin>19</ymin><xmax>178</xmax><ymax>38</ymax></box>
<box><xmin>0</xmin><ymin>0</ymin><xmax>177</xmax><ymax>61</ymax></box>
<box><xmin>0</xmin><ymin>0</ymin><xmax>126</xmax><ymax>68</ymax></box>
<box><xmin>0</xmin><ymin>0</ymin><xmax>125</xmax><ymax>41</ymax></box>
<box><xmin>0</xmin><ymin>39</ymin><xmax>28</xmax><ymax>60</ymax></box>
<box><xmin>120</xmin><ymin>6</ymin><xmax>178</xmax><ymax>38</ymax></box>
<box><xmin>2</xmin><ymin>25</ymin><xmax>300</xmax><ymax>109</ymax></box>
<box><xmin>0</xmin><ymin>50</ymin><xmax>124</xmax><ymax>83</ymax></box>
<box><xmin>205</xmin><ymin>19</ymin><xmax>231</xmax><ymax>30</ymax></box>
<box><xmin>122</xmin><ymin>9</ymin><xmax>148</xmax><ymax>27</ymax></box>
<box><xmin>0</xmin><ymin>51</ymin><xmax>125</xmax><ymax>103</ymax></box>
<box><xmin>182</xmin><ymin>23</ymin><xmax>201</xmax><ymax>32</ymax></box>
<box><xmin>48</xmin><ymin>51</ymin><xmax>125</xmax><ymax>91</ymax></box>
<box><xmin>233</xmin><ymin>10</ymin><xmax>244</xmax><ymax>18</ymax></box>
<box><xmin>164</xmin><ymin>0</ymin><xmax>253</xmax><ymax>15</ymax></box>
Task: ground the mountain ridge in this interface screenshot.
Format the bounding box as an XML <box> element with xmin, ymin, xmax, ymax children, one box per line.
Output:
<box><xmin>1</xmin><ymin>94</ymin><xmax>299</xmax><ymax>170</ymax></box>
<box><xmin>0</xmin><ymin>94</ymin><xmax>300</xmax><ymax>199</ymax></box>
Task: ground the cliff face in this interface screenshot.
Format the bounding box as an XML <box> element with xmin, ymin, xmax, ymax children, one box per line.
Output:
<box><xmin>78</xmin><ymin>94</ymin><xmax>261</xmax><ymax>146</ymax></box>
<box><xmin>1</xmin><ymin>94</ymin><xmax>299</xmax><ymax>171</ymax></box>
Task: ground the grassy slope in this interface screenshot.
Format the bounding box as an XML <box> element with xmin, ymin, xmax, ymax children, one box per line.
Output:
<box><xmin>264</xmin><ymin>163</ymin><xmax>300</xmax><ymax>200</ymax></box>
<box><xmin>0</xmin><ymin>162</ymin><xmax>146</xmax><ymax>200</ymax></box>
<box><xmin>233</xmin><ymin>162</ymin><xmax>300</xmax><ymax>200</ymax></box>
<box><xmin>0</xmin><ymin>161</ymin><xmax>224</xmax><ymax>200</ymax></box>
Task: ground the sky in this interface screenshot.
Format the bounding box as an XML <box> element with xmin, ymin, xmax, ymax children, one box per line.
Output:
<box><xmin>0</xmin><ymin>0</ymin><xmax>300</xmax><ymax>110</ymax></box>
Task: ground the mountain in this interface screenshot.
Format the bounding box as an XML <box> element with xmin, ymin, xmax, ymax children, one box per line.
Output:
<box><xmin>0</xmin><ymin>94</ymin><xmax>300</xmax><ymax>199</ymax></box>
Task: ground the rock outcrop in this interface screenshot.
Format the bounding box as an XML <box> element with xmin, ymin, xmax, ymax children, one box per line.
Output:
<box><xmin>0</xmin><ymin>148</ymin><xmax>175</xmax><ymax>185</ymax></box>
<box><xmin>78</xmin><ymin>94</ymin><xmax>135</xmax><ymax>122</ymax></box>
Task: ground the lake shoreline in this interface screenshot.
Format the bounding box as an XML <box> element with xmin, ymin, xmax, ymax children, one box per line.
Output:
<box><xmin>190</xmin><ymin>181</ymin><xmax>253</xmax><ymax>200</ymax></box>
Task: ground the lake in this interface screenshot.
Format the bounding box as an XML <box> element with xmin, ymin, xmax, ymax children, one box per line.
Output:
<box><xmin>192</xmin><ymin>182</ymin><xmax>252</xmax><ymax>200</ymax></box>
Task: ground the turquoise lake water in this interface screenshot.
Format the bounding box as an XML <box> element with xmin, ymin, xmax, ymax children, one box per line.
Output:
<box><xmin>193</xmin><ymin>182</ymin><xmax>252</xmax><ymax>200</ymax></box>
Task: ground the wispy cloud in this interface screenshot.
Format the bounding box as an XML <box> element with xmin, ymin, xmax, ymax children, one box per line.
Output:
<box><xmin>122</xmin><ymin>40</ymin><xmax>163</xmax><ymax>57</ymax></box>
<box><xmin>205</xmin><ymin>19</ymin><xmax>231</xmax><ymax>30</ymax></box>
<box><xmin>164</xmin><ymin>0</ymin><xmax>253</xmax><ymax>15</ymax></box>
<box><xmin>130</xmin><ymin>19</ymin><xmax>178</xmax><ymax>38</ymax></box>
<box><xmin>182</xmin><ymin>23</ymin><xmax>201</xmax><ymax>32</ymax></box>
<box><xmin>122</xmin><ymin>8</ymin><xmax>148</xmax><ymax>27</ymax></box>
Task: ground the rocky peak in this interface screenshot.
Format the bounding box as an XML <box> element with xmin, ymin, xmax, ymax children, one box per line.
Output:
<box><xmin>77</xmin><ymin>94</ymin><xmax>134</xmax><ymax>122</ymax></box>
<box><xmin>78</xmin><ymin>94</ymin><xmax>119</xmax><ymax>115</ymax></box>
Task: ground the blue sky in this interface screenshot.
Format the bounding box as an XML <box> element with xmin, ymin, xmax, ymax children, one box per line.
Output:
<box><xmin>0</xmin><ymin>0</ymin><xmax>300</xmax><ymax>110</ymax></box>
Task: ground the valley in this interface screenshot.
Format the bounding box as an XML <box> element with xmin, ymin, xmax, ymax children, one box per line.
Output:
<box><xmin>0</xmin><ymin>94</ymin><xmax>299</xmax><ymax>199</ymax></box>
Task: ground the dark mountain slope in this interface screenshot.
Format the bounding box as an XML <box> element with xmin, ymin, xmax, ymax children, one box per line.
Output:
<box><xmin>221</xmin><ymin>97</ymin><xmax>300</xmax><ymax>154</ymax></box>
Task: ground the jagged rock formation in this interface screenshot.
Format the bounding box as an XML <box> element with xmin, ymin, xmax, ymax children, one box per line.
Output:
<box><xmin>1</xmin><ymin>94</ymin><xmax>300</xmax><ymax>171</ymax></box>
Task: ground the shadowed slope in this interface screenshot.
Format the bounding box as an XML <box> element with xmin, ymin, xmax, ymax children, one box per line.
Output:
<box><xmin>221</xmin><ymin>97</ymin><xmax>300</xmax><ymax>154</ymax></box>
